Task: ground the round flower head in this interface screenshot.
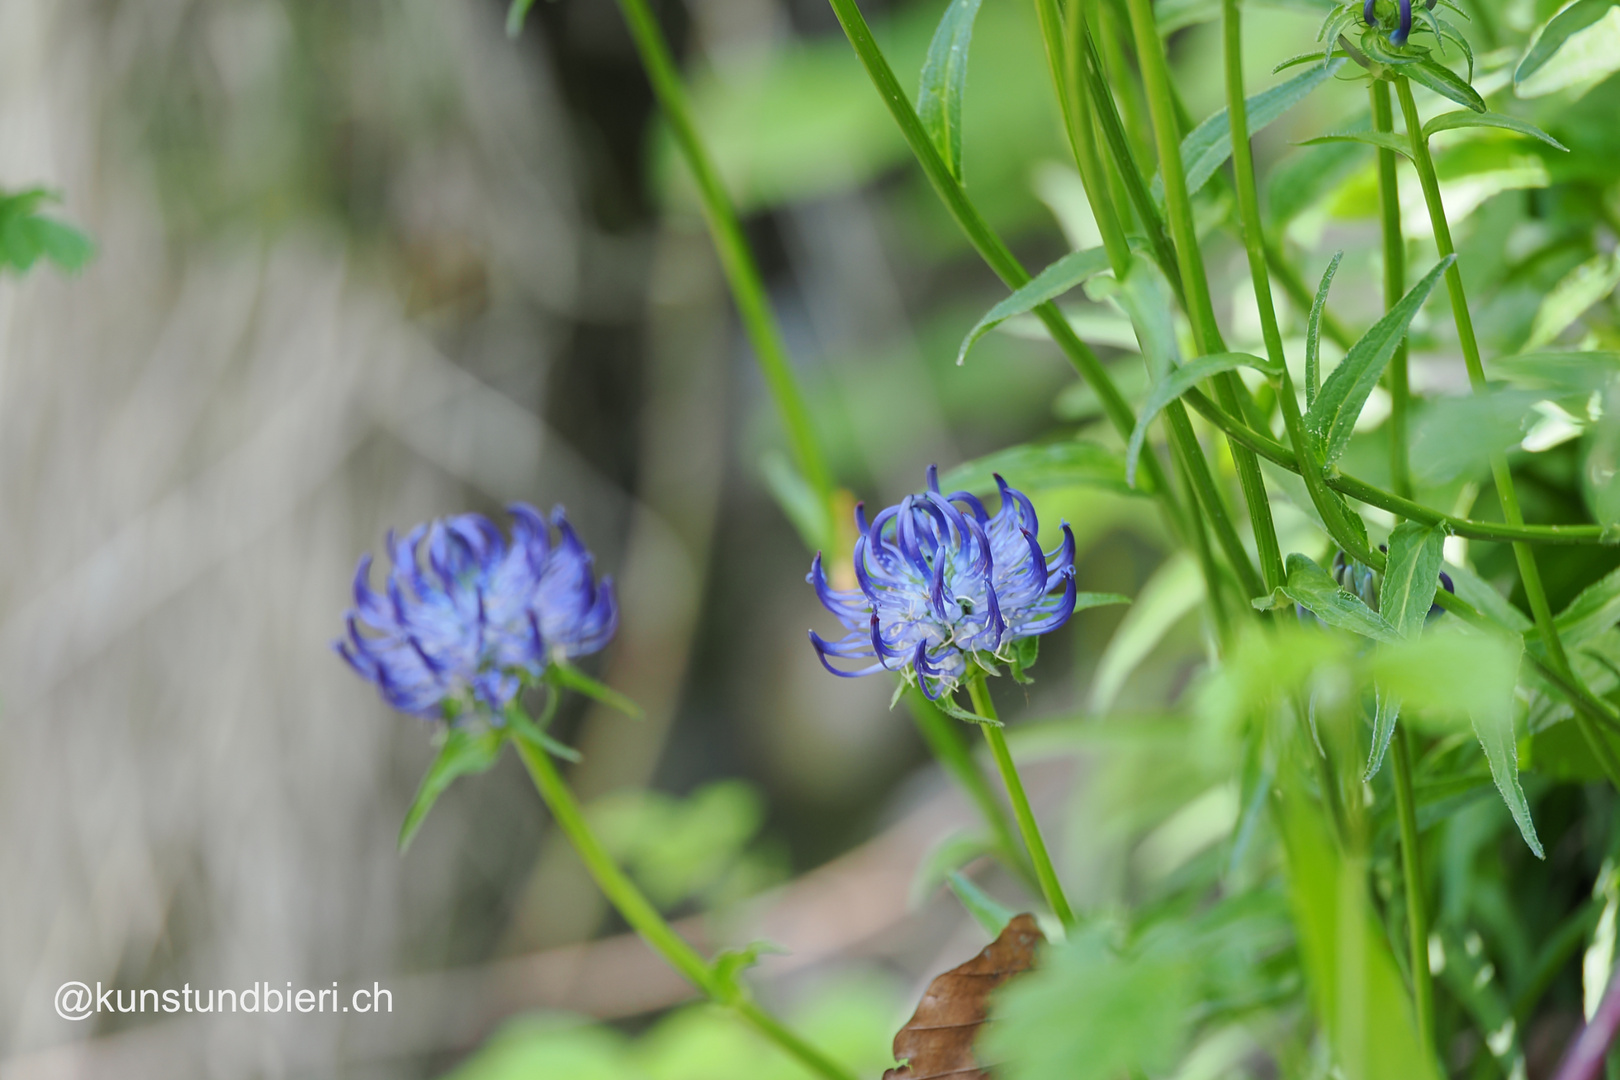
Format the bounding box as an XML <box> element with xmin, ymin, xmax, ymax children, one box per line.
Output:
<box><xmin>336</xmin><ymin>504</ymin><xmax>617</xmax><ymax>720</ymax></box>
<box><xmin>808</xmin><ymin>466</ymin><xmax>1077</xmax><ymax>699</ymax></box>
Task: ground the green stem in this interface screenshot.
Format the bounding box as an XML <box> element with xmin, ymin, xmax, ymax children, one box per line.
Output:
<box><xmin>514</xmin><ymin>736</ymin><xmax>858</xmax><ymax>1080</ymax></box>
<box><xmin>1124</xmin><ymin>0</ymin><xmax>1285</xmax><ymax>595</ymax></box>
<box><xmin>966</xmin><ymin>670</ymin><xmax>1076</xmax><ymax>927</ymax></box>
<box><xmin>612</xmin><ymin>0</ymin><xmax>833</xmax><ymax>516</ymax></box>
<box><xmin>1391</xmin><ymin>726</ymin><xmax>1436</xmax><ymax>1054</ymax></box>
<box><xmin>1267</xmin><ymin>236</ymin><xmax>1356</xmax><ymax>351</ymax></box>
<box><xmin>905</xmin><ymin>685</ymin><xmax>1039</xmax><ymax>892</ymax></box>
<box><xmin>1393</xmin><ymin>76</ymin><xmax>1620</xmax><ymax>786</ymax></box>
<box><xmin>1371</xmin><ymin>81</ymin><xmax>1412</xmax><ymax>501</ymax></box>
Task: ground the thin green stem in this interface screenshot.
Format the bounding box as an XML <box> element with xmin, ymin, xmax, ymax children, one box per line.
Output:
<box><xmin>1267</xmin><ymin>236</ymin><xmax>1356</xmax><ymax>351</ymax></box>
<box><xmin>1371</xmin><ymin>81</ymin><xmax>1412</xmax><ymax>501</ymax></box>
<box><xmin>904</xmin><ymin>685</ymin><xmax>1039</xmax><ymax>892</ymax></box>
<box><xmin>966</xmin><ymin>670</ymin><xmax>1076</xmax><ymax>927</ymax></box>
<box><xmin>612</xmin><ymin>0</ymin><xmax>833</xmax><ymax>517</ymax></box>
<box><xmin>1391</xmin><ymin>727</ymin><xmax>1436</xmax><ymax>1054</ymax></box>
<box><xmin>514</xmin><ymin>736</ymin><xmax>858</xmax><ymax>1080</ymax></box>
<box><xmin>1124</xmin><ymin>0</ymin><xmax>1285</xmax><ymax>594</ymax></box>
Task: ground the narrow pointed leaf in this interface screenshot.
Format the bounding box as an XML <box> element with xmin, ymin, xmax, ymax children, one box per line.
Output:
<box><xmin>1380</xmin><ymin>521</ymin><xmax>1447</xmax><ymax>639</ymax></box>
<box><xmin>549</xmin><ymin>660</ymin><xmax>644</xmax><ymax>718</ymax></box>
<box><xmin>1126</xmin><ymin>353</ymin><xmax>1280</xmax><ymax>486</ymax></box>
<box><xmin>957</xmin><ymin>247</ymin><xmax>1111</xmax><ymax>365</ymax></box>
<box><xmin>399</xmin><ymin>726</ymin><xmax>505</xmax><ymax>852</ymax></box>
<box><xmin>1298</xmin><ymin>130</ymin><xmax>1414</xmax><ymax>158</ymax></box>
<box><xmin>917</xmin><ymin>0</ymin><xmax>986</xmax><ymax>181</ymax></box>
<box><xmin>1306</xmin><ymin>251</ymin><xmax>1343</xmax><ymax>410</ymax></box>
<box><xmin>1307</xmin><ymin>256</ymin><xmax>1454</xmax><ymax>466</ymax></box>
<box><xmin>1404</xmin><ymin>56</ymin><xmax>1486</xmax><ymax>112</ymax></box>
<box><xmin>1524</xmin><ymin>252</ymin><xmax>1620</xmax><ymax>352</ymax></box>
<box><xmin>938</xmin><ymin>439</ymin><xmax>1141</xmax><ymax>498</ymax></box>
<box><xmin>1365</xmin><ymin>690</ymin><xmax>1402</xmax><ymax>781</ymax></box>
<box><xmin>1152</xmin><ymin>57</ymin><xmax>1346</xmax><ymax>204</ymax></box>
<box><xmin>1422</xmin><ymin>110</ymin><xmax>1568</xmax><ymax>151</ymax></box>
<box><xmin>1516</xmin><ymin>0</ymin><xmax>1618</xmax><ymax>84</ymax></box>
<box><xmin>946</xmin><ymin>871</ymin><xmax>1017</xmax><ymax>937</ymax></box>
<box><xmin>1266</xmin><ymin>553</ymin><xmax>1400</xmax><ymax>643</ymax></box>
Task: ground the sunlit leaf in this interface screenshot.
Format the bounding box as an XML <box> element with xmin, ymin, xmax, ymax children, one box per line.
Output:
<box><xmin>939</xmin><ymin>440</ymin><xmax>1140</xmax><ymax>501</ymax></box>
<box><xmin>917</xmin><ymin>0</ymin><xmax>986</xmax><ymax>181</ymax></box>
<box><xmin>1515</xmin><ymin>0</ymin><xmax>1620</xmax><ymax>86</ymax></box>
<box><xmin>1404</xmin><ymin>56</ymin><xmax>1486</xmax><ymax>112</ymax></box>
<box><xmin>1298</xmin><ymin>130</ymin><xmax>1413</xmax><ymax>158</ymax></box>
<box><xmin>1127</xmin><ymin>352</ymin><xmax>1279</xmax><ymax>486</ymax></box>
<box><xmin>1422</xmin><ymin>110</ymin><xmax>1568</xmax><ymax>151</ymax></box>
<box><xmin>1089</xmin><ymin>553</ymin><xmax>1204</xmax><ymax>713</ymax></box>
<box><xmin>1410</xmin><ymin>389</ymin><xmax>1540</xmax><ymax>486</ymax></box>
<box><xmin>956</xmin><ymin>247</ymin><xmax>1112</xmax><ymax>365</ymax></box>
<box><xmin>1524</xmin><ymin>252</ymin><xmax>1620</xmax><ymax>352</ymax></box>
<box><xmin>1307</xmin><ymin>256</ymin><xmax>1454</xmax><ymax>466</ymax></box>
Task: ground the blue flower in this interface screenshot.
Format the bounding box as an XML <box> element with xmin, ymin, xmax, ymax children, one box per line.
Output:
<box><xmin>1363</xmin><ymin>0</ymin><xmax>1415</xmax><ymax>44</ymax></box>
<box><xmin>337</xmin><ymin>504</ymin><xmax>617</xmax><ymax>720</ymax></box>
<box><xmin>808</xmin><ymin>466</ymin><xmax>1077</xmax><ymax>699</ymax></box>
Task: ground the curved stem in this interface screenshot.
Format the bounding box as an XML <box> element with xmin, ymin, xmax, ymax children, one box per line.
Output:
<box><xmin>1124</xmin><ymin>0</ymin><xmax>1284</xmax><ymax>594</ymax></box>
<box><xmin>966</xmin><ymin>670</ymin><xmax>1076</xmax><ymax>927</ymax></box>
<box><xmin>1391</xmin><ymin>728</ymin><xmax>1435</xmax><ymax>1053</ymax></box>
<box><xmin>612</xmin><ymin>0</ymin><xmax>834</xmax><ymax>523</ymax></box>
<box><xmin>514</xmin><ymin>736</ymin><xmax>858</xmax><ymax>1080</ymax></box>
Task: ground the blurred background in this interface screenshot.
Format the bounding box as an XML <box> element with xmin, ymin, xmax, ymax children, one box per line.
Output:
<box><xmin>0</xmin><ymin>0</ymin><xmax>1564</xmax><ymax>1075</ymax></box>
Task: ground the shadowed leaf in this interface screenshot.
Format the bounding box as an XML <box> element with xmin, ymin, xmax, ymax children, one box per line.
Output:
<box><xmin>884</xmin><ymin>913</ymin><xmax>1044</xmax><ymax>1079</ymax></box>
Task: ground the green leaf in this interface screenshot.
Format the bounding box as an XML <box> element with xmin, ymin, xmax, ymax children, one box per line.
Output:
<box><xmin>1265</xmin><ymin>553</ymin><xmax>1400</xmax><ymax>643</ymax></box>
<box><xmin>1276</xmin><ymin>782</ymin><xmax>1444</xmax><ymax>1080</ymax></box>
<box><xmin>1306</xmin><ymin>251</ymin><xmax>1343</xmax><ymax>410</ymax></box>
<box><xmin>1298</xmin><ymin>130</ymin><xmax>1414</xmax><ymax>158</ymax></box>
<box><xmin>399</xmin><ymin>725</ymin><xmax>506</xmax><ymax>852</ymax></box>
<box><xmin>549</xmin><ymin>661</ymin><xmax>643</xmax><ymax>718</ymax></box>
<box><xmin>1422</xmin><ymin>110</ymin><xmax>1568</xmax><ymax>151</ymax></box>
<box><xmin>505</xmin><ymin>0</ymin><xmax>536</xmax><ymax>37</ymax></box>
<box><xmin>760</xmin><ymin>451</ymin><xmax>831</xmax><ymax>553</ymax></box>
<box><xmin>1443</xmin><ymin>559</ymin><xmax>1532</xmax><ymax>633</ymax></box>
<box><xmin>1009</xmin><ymin>634</ymin><xmax>1040</xmax><ymax>685</ymax></box>
<box><xmin>1410</xmin><ymin>389</ymin><xmax>1541</xmax><ymax>486</ymax></box>
<box><xmin>1089</xmin><ymin>553</ymin><xmax>1204</xmax><ymax>713</ymax></box>
<box><xmin>1515</xmin><ymin>0</ymin><xmax>1619</xmax><ymax>85</ymax></box>
<box><xmin>1267</xmin><ymin>138</ymin><xmax>1367</xmax><ymax>224</ymax></box>
<box><xmin>937</xmin><ymin>439</ymin><xmax>1142</xmax><ymax>498</ymax></box>
<box><xmin>957</xmin><ymin>247</ymin><xmax>1111</xmax><ymax>365</ymax></box>
<box><xmin>1523</xmin><ymin>252</ymin><xmax>1620</xmax><ymax>352</ymax></box>
<box><xmin>910</xmin><ymin>831</ymin><xmax>999</xmax><ymax>906</ymax></box>
<box><xmin>1085</xmin><ymin>255</ymin><xmax>1180</xmax><ymax>380</ymax></box>
<box><xmin>1380</xmin><ymin>521</ymin><xmax>1447</xmax><ymax>640</ymax></box>
<box><xmin>1306</xmin><ymin>255</ymin><xmax>1454</xmax><ymax>466</ymax></box>
<box><xmin>945</xmin><ymin>870</ymin><xmax>1017</xmax><ymax>937</ymax></box>
<box><xmin>1549</xmin><ymin>564</ymin><xmax>1620</xmax><ymax>646</ymax></box>
<box><xmin>1403</xmin><ymin>56</ymin><xmax>1486</xmax><ymax>112</ymax></box>
<box><xmin>711</xmin><ymin>940</ymin><xmax>789</xmax><ymax>1004</ymax></box>
<box><xmin>916</xmin><ymin>0</ymin><xmax>985</xmax><ymax>181</ymax></box>
<box><xmin>1365</xmin><ymin>689</ymin><xmax>1401</xmax><ymax>781</ymax></box>
<box><xmin>1152</xmin><ymin>58</ymin><xmax>1346</xmax><ymax>205</ymax></box>
<box><xmin>1126</xmin><ymin>353</ymin><xmax>1280</xmax><ymax>486</ymax></box>
<box><xmin>0</xmin><ymin>188</ymin><xmax>94</xmax><ymax>275</ymax></box>
<box><xmin>1490</xmin><ymin>351</ymin><xmax>1620</xmax><ymax>393</ymax></box>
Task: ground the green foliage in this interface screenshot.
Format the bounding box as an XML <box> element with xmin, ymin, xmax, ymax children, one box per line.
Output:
<box><xmin>1126</xmin><ymin>352</ymin><xmax>1279</xmax><ymax>485</ymax></box>
<box><xmin>956</xmin><ymin>247</ymin><xmax>1111</xmax><ymax>365</ymax></box>
<box><xmin>916</xmin><ymin>0</ymin><xmax>985</xmax><ymax>181</ymax></box>
<box><xmin>399</xmin><ymin>724</ymin><xmax>505</xmax><ymax>853</ymax></box>
<box><xmin>0</xmin><ymin>189</ymin><xmax>93</xmax><ymax>276</ymax></box>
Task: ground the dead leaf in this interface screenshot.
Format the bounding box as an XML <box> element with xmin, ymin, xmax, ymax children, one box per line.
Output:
<box><xmin>883</xmin><ymin>913</ymin><xmax>1045</xmax><ymax>1079</ymax></box>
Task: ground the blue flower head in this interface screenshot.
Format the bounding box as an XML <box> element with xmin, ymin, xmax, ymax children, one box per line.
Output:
<box><xmin>337</xmin><ymin>504</ymin><xmax>617</xmax><ymax>721</ymax></box>
<box><xmin>1363</xmin><ymin>0</ymin><xmax>1431</xmax><ymax>44</ymax></box>
<box><xmin>808</xmin><ymin>466</ymin><xmax>1077</xmax><ymax>699</ymax></box>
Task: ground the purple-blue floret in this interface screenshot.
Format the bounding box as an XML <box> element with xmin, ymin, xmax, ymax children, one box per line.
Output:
<box><xmin>336</xmin><ymin>504</ymin><xmax>617</xmax><ymax>720</ymax></box>
<box><xmin>807</xmin><ymin>466</ymin><xmax>1077</xmax><ymax>699</ymax></box>
<box><xmin>1363</xmin><ymin>0</ymin><xmax>1413</xmax><ymax>44</ymax></box>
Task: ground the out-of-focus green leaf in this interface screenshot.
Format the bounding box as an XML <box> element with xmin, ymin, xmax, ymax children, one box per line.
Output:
<box><xmin>1432</xmin><ymin>927</ymin><xmax>1526</xmax><ymax>1080</ymax></box>
<box><xmin>1410</xmin><ymin>389</ymin><xmax>1541</xmax><ymax>486</ymax></box>
<box><xmin>1547</xmin><ymin>563</ymin><xmax>1620</xmax><ymax>646</ymax></box>
<box><xmin>910</xmin><ymin>831</ymin><xmax>999</xmax><ymax>906</ymax></box>
<box><xmin>1405</xmin><ymin>56</ymin><xmax>1487</xmax><ymax>112</ymax></box>
<box><xmin>1307</xmin><ymin>256</ymin><xmax>1454</xmax><ymax>466</ymax></box>
<box><xmin>1445</xmin><ymin>559</ymin><xmax>1533</xmax><ymax>632</ymax></box>
<box><xmin>985</xmin><ymin>926</ymin><xmax>1190</xmax><ymax>1080</ymax></box>
<box><xmin>1422</xmin><ymin>110</ymin><xmax>1568</xmax><ymax>151</ymax></box>
<box><xmin>957</xmin><ymin>247</ymin><xmax>1112</xmax><ymax>365</ymax></box>
<box><xmin>946</xmin><ymin>871</ymin><xmax>1017</xmax><ymax>936</ymax></box>
<box><xmin>1126</xmin><ymin>352</ymin><xmax>1278</xmax><ymax>487</ymax></box>
<box><xmin>0</xmin><ymin>188</ymin><xmax>94</xmax><ymax>275</ymax></box>
<box><xmin>1299</xmin><ymin>130</ymin><xmax>1413</xmax><ymax>158</ymax></box>
<box><xmin>1267</xmin><ymin>137</ymin><xmax>1366</xmax><ymax>224</ymax></box>
<box><xmin>399</xmin><ymin>725</ymin><xmax>505</xmax><ymax>853</ymax></box>
<box><xmin>917</xmin><ymin>0</ymin><xmax>985</xmax><ymax>181</ymax></box>
<box><xmin>1490</xmin><ymin>351</ymin><xmax>1620</xmax><ymax>392</ymax></box>
<box><xmin>1276</xmin><ymin>782</ymin><xmax>1442</xmax><ymax>1080</ymax></box>
<box><xmin>760</xmin><ymin>452</ymin><xmax>831</xmax><ymax>553</ymax></box>
<box><xmin>589</xmin><ymin>781</ymin><xmax>774</xmax><ymax>909</ymax></box>
<box><xmin>1086</xmin><ymin>255</ymin><xmax>1180</xmax><ymax>380</ymax></box>
<box><xmin>1524</xmin><ymin>252</ymin><xmax>1620</xmax><ymax>351</ymax></box>
<box><xmin>1516</xmin><ymin>0</ymin><xmax>1620</xmax><ymax>90</ymax></box>
<box><xmin>1152</xmin><ymin>58</ymin><xmax>1346</xmax><ymax>205</ymax></box>
<box><xmin>1089</xmin><ymin>552</ymin><xmax>1204</xmax><ymax>714</ymax></box>
<box><xmin>550</xmin><ymin>660</ymin><xmax>643</xmax><ymax>718</ymax></box>
<box><xmin>938</xmin><ymin>439</ymin><xmax>1142</xmax><ymax>497</ymax></box>
<box><xmin>1264</xmin><ymin>553</ymin><xmax>1400</xmax><ymax>643</ymax></box>
<box><xmin>1531</xmin><ymin>716</ymin><xmax>1620</xmax><ymax>781</ymax></box>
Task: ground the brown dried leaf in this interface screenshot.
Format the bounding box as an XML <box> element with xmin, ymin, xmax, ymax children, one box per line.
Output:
<box><xmin>883</xmin><ymin>913</ymin><xmax>1044</xmax><ymax>1079</ymax></box>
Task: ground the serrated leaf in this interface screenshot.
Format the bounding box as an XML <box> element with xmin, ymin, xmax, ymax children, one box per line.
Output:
<box><xmin>1515</xmin><ymin>0</ymin><xmax>1618</xmax><ymax>85</ymax></box>
<box><xmin>1307</xmin><ymin>255</ymin><xmax>1454</xmax><ymax>466</ymax></box>
<box><xmin>937</xmin><ymin>439</ymin><xmax>1142</xmax><ymax>498</ymax></box>
<box><xmin>1268</xmin><ymin>553</ymin><xmax>1400</xmax><ymax>643</ymax></box>
<box><xmin>946</xmin><ymin>871</ymin><xmax>1017</xmax><ymax>937</ymax></box>
<box><xmin>1403</xmin><ymin>56</ymin><xmax>1486</xmax><ymax>112</ymax></box>
<box><xmin>1380</xmin><ymin>521</ymin><xmax>1447</xmax><ymax>639</ymax></box>
<box><xmin>1126</xmin><ymin>353</ymin><xmax>1280</xmax><ymax>486</ymax></box>
<box><xmin>1524</xmin><ymin>252</ymin><xmax>1620</xmax><ymax>352</ymax></box>
<box><xmin>1299</xmin><ymin>130</ymin><xmax>1414</xmax><ymax>158</ymax></box>
<box><xmin>1365</xmin><ymin>689</ymin><xmax>1402</xmax><ymax>781</ymax></box>
<box><xmin>1306</xmin><ymin>251</ymin><xmax>1343</xmax><ymax>410</ymax></box>
<box><xmin>549</xmin><ymin>660</ymin><xmax>643</xmax><ymax>718</ymax></box>
<box><xmin>1152</xmin><ymin>58</ymin><xmax>1346</xmax><ymax>205</ymax></box>
<box><xmin>957</xmin><ymin>247</ymin><xmax>1112</xmax><ymax>365</ymax></box>
<box><xmin>399</xmin><ymin>725</ymin><xmax>505</xmax><ymax>852</ymax></box>
<box><xmin>1422</xmin><ymin>110</ymin><xmax>1568</xmax><ymax>151</ymax></box>
<box><xmin>917</xmin><ymin>0</ymin><xmax>985</xmax><ymax>181</ymax></box>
